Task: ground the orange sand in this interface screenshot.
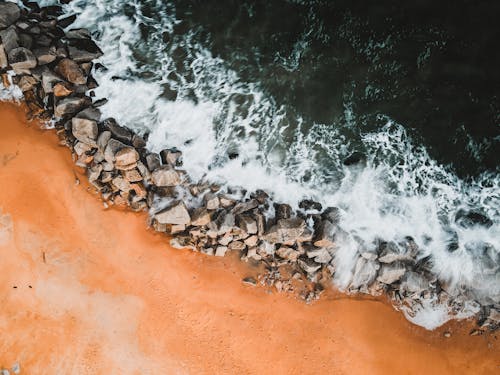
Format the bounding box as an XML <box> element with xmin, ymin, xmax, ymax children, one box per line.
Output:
<box><xmin>0</xmin><ymin>101</ymin><xmax>498</xmax><ymax>374</ymax></box>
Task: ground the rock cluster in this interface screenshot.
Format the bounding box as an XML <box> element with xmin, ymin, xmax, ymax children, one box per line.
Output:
<box><xmin>1</xmin><ymin>1</ymin><xmax>497</xmax><ymax>332</ymax></box>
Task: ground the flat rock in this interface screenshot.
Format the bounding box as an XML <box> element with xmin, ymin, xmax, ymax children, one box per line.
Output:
<box><xmin>0</xmin><ymin>26</ymin><xmax>19</xmax><ymax>53</ymax></box>
<box><xmin>55</xmin><ymin>58</ymin><xmax>87</xmax><ymax>84</ymax></box>
<box><xmin>114</xmin><ymin>147</ymin><xmax>139</xmax><ymax>170</ymax></box>
<box><xmin>152</xmin><ymin>166</ymin><xmax>181</xmax><ymax>187</ymax></box>
<box><xmin>215</xmin><ymin>246</ymin><xmax>228</xmax><ymax>257</ymax></box>
<box><xmin>264</xmin><ymin>217</ymin><xmax>306</xmax><ymax>245</ymax></box>
<box><xmin>377</xmin><ymin>264</ymin><xmax>406</xmax><ymax>285</ymax></box>
<box><xmin>0</xmin><ymin>3</ymin><xmax>21</xmax><ymax>29</ymax></box>
<box><xmin>54</xmin><ymin>96</ymin><xmax>91</xmax><ymax>118</ymax></box>
<box><xmin>8</xmin><ymin>47</ymin><xmax>37</xmax><ymax>73</ymax></box>
<box><xmin>71</xmin><ymin>117</ymin><xmax>98</xmax><ymax>145</ymax></box>
<box><xmin>155</xmin><ymin>201</ymin><xmax>191</xmax><ymax>225</ymax></box>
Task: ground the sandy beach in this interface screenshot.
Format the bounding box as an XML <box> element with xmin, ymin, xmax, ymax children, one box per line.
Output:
<box><xmin>0</xmin><ymin>101</ymin><xmax>498</xmax><ymax>374</ymax></box>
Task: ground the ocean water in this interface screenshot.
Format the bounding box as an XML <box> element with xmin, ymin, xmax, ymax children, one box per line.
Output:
<box><xmin>9</xmin><ymin>0</ymin><xmax>500</xmax><ymax>328</ymax></box>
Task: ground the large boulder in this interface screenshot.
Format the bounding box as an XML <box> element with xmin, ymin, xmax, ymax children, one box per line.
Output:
<box><xmin>7</xmin><ymin>47</ymin><xmax>37</xmax><ymax>73</ymax></box>
<box><xmin>0</xmin><ymin>2</ymin><xmax>20</xmax><ymax>29</ymax></box>
<box><xmin>54</xmin><ymin>96</ymin><xmax>91</xmax><ymax>118</ymax></box>
<box><xmin>72</xmin><ymin>118</ymin><xmax>98</xmax><ymax>145</ymax></box>
<box><xmin>377</xmin><ymin>264</ymin><xmax>406</xmax><ymax>285</ymax></box>
<box><xmin>0</xmin><ymin>26</ymin><xmax>18</xmax><ymax>53</ymax></box>
<box><xmin>55</xmin><ymin>58</ymin><xmax>87</xmax><ymax>84</ymax></box>
<box><xmin>151</xmin><ymin>166</ymin><xmax>181</xmax><ymax>187</ymax></box>
<box><xmin>68</xmin><ymin>39</ymin><xmax>103</xmax><ymax>63</ymax></box>
<box><xmin>103</xmin><ymin>118</ymin><xmax>134</xmax><ymax>144</ymax></box>
<box><xmin>264</xmin><ymin>217</ymin><xmax>306</xmax><ymax>245</ymax></box>
<box><xmin>114</xmin><ymin>147</ymin><xmax>139</xmax><ymax>170</ymax></box>
<box><xmin>154</xmin><ymin>201</ymin><xmax>191</xmax><ymax>225</ymax></box>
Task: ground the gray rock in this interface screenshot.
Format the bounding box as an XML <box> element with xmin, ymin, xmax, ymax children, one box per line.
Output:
<box><xmin>75</xmin><ymin>107</ymin><xmax>101</xmax><ymax>122</ymax></box>
<box><xmin>321</xmin><ymin>207</ymin><xmax>341</xmax><ymax>223</ymax></box>
<box><xmin>377</xmin><ymin>264</ymin><xmax>406</xmax><ymax>285</ymax></box>
<box><xmin>0</xmin><ymin>44</ymin><xmax>7</xmax><ymax>69</ymax></box>
<box><xmin>264</xmin><ymin>217</ymin><xmax>306</xmax><ymax>245</ymax></box>
<box><xmin>97</xmin><ymin>131</ymin><xmax>112</xmax><ymax>151</ymax></box>
<box><xmin>215</xmin><ymin>246</ymin><xmax>228</xmax><ymax>257</ymax></box>
<box><xmin>312</xmin><ymin>220</ymin><xmax>337</xmax><ymax>247</ymax></box>
<box><xmin>236</xmin><ymin>214</ymin><xmax>258</xmax><ymax>234</ymax></box>
<box><xmin>160</xmin><ymin>148</ymin><xmax>182</xmax><ymax>166</ymax></box>
<box><xmin>33</xmin><ymin>46</ymin><xmax>57</xmax><ymax>65</ymax></box>
<box><xmin>104</xmin><ymin>138</ymin><xmax>128</xmax><ymax>164</ymax></box>
<box><xmin>66</xmin><ymin>28</ymin><xmax>92</xmax><ymax>40</ymax></box>
<box><xmin>8</xmin><ymin>47</ymin><xmax>37</xmax><ymax>73</ymax></box>
<box><xmin>146</xmin><ymin>153</ymin><xmax>161</xmax><ymax>171</ymax></box>
<box><xmin>298</xmin><ymin>258</ymin><xmax>321</xmax><ymax>274</ymax></box>
<box><xmin>68</xmin><ymin>43</ymin><xmax>103</xmax><ymax>63</ymax></box>
<box><xmin>228</xmin><ymin>241</ymin><xmax>245</xmax><ymax>251</ymax></box>
<box><xmin>232</xmin><ymin>199</ymin><xmax>259</xmax><ymax>215</ymax></box>
<box><xmin>71</xmin><ymin>118</ymin><xmax>98</xmax><ymax>145</ymax></box>
<box><xmin>54</xmin><ymin>96</ymin><xmax>91</xmax><ymax>118</ymax></box>
<box><xmin>112</xmin><ymin>176</ymin><xmax>131</xmax><ymax>192</ymax></box>
<box><xmin>203</xmin><ymin>192</ymin><xmax>219</xmax><ymax>210</ymax></box>
<box><xmin>191</xmin><ymin>207</ymin><xmax>212</xmax><ymax>226</ymax></box>
<box><xmin>275</xmin><ymin>203</ymin><xmax>292</xmax><ymax>220</ymax></box>
<box><xmin>214</xmin><ymin>211</ymin><xmax>235</xmax><ymax>235</ymax></box>
<box><xmin>350</xmin><ymin>257</ymin><xmax>379</xmax><ymax>289</ymax></box>
<box><xmin>0</xmin><ymin>2</ymin><xmax>20</xmax><ymax>28</ymax></box>
<box><xmin>17</xmin><ymin>75</ymin><xmax>38</xmax><ymax>92</ymax></box>
<box><xmin>244</xmin><ymin>235</ymin><xmax>259</xmax><ymax>247</ymax></box>
<box><xmin>152</xmin><ymin>166</ymin><xmax>181</xmax><ymax>187</ymax></box>
<box><xmin>0</xmin><ymin>26</ymin><xmax>18</xmax><ymax>53</ymax></box>
<box><xmin>400</xmin><ymin>271</ymin><xmax>430</xmax><ymax>294</ymax></box>
<box><xmin>219</xmin><ymin>194</ymin><xmax>237</xmax><ymax>208</ymax></box>
<box><xmin>41</xmin><ymin>69</ymin><xmax>62</xmax><ymax>93</ymax></box>
<box><xmin>155</xmin><ymin>201</ymin><xmax>191</xmax><ymax>225</ymax></box>
<box><xmin>306</xmin><ymin>247</ymin><xmax>332</xmax><ymax>264</ymax></box>
<box><xmin>103</xmin><ymin>118</ymin><xmax>134</xmax><ymax>144</ymax></box>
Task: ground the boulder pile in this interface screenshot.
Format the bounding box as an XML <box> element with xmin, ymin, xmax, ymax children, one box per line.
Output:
<box><xmin>1</xmin><ymin>0</ymin><xmax>497</xmax><ymax>332</ymax></box>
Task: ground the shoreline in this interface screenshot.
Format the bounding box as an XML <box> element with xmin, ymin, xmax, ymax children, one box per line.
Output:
<box><xmin>0</xmin><ymin>0</ymin><xmax>498</xmax><ymax>335</ymax></box>
<box><xmin>1</xmin><ymin>100</ymin><xmax>499</xmax><ymax>373</ymax></box>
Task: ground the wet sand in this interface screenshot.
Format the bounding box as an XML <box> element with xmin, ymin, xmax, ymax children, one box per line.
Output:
<box><xmin>0</xmin><ymin>101</ymin><xmax>498</xmax><ymax>374</ymax></box>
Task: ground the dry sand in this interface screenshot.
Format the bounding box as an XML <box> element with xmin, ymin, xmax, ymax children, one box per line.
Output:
<box><xmin>0</xmin><ymin>101</ymin><xmax>498</xmax><ymax>374</ymax></box>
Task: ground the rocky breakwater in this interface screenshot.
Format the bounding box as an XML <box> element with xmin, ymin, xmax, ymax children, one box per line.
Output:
<box><xmin>1</xmin><ymin>0</ymin><xmax>498</xmax><ymax>332</ymax></box>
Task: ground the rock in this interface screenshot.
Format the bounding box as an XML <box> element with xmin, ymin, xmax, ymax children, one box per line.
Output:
<box><xmin>443</xmin><ymin>332</ymin><xmax>451</xmax><ymax>338</ymax></box>
<box><xmin>215</xmin><ymin>246</ymin><xmax>228</xmax><ymax>257</ymax></box>
<box><xmin>377</xmin><ymin>264</ymin><xmax>406</xmax><ymax>285</ymax></box>
<box><xmin>299</xmin><ymin>199</ymin><xmax>323</xmax><ymax>211</ymax></box>
<box><xmin>203</xmin><ymin>193</ymin><xmax>219</xmax><ymax>210</ymax></box>
<box><xmin>33</xmin><ymin>46</ymin><xmax>57</xmax><ymax>65</ymax></box>
<box><xmin>298</xmin><ymin>257</ymin><xmax>321</xmax><ymax>274</ymax></box>
<box><xmin>97</xmin><ymin>131</ymin><xmax>112</xmax><ymax>151</ymax></box>
<box><xmin>487</xmin><ymin>308</ymin><xmax>500</xmax><ymax>323</ymax></box>
<box><xmin>313</xmin><ymin>220</ymin><xmax>336</xmax><ymax>247</ymax></box>
<box><xmin>350</xmin><ymin>257</ymin><xmax>379</xmax><ymax>289</ymax></box>
<box><xmin>264</xmin><ymin>218</ymin><xmax>306</xmax><ymax>245</ymax></box>
<box><xmin>0</xmin><ymin>26</ymin><xmax>18</xmax><ymax>53</ymax></box>
<box><xmin>219</xmin><ymin>194</ymin><xmax>236</xmax><ymax>208</ymax></box>
<box><xmin>103</xmin><ymin>118</ymin><xmax>134</xmax><ymax>144</ymax></box>
<box><xmin>7</xmin><ymin>47</ymin><xmax>37</xmax><ymax>73</ymax></box>
<box><xmin>276</xmin><ymin>246</ymin><xmax>300</xmax><ymax>262</ymax></box>
<box><xmin>17</xmin><ymin>75</ymin><xmax>38</xmax><ymax>92</ymax></box>
<box><xmin>191</xmin><ymin>207</ymin><xmax>212</xmax><ymax>226</ymax></box>
<box><xmin>169</xmin><ymin>236</ymin><xmax>194</xmax><ymax>250</ymax></box>
<box><xmin>104</xmin><ymin>138</ymin><xmax>128</xmax><ymax>164</ymax></box>
<box><xmin>400</xmin><ymin>271</ymin><xmax>429</xmax><ymax>294</ymax></box>
<box><xmin>132</xmin><ymin>134</ymin><xmax>146</xmax><ymax>149</ymax></box>
<box><xmin>151</xmin><ymin>166</ymin><xmax>181</xmax><ymax>187</ymax></box>
<box><xmin>71</xmin><ymin>117</ymin><xmax>98</xmax><ymax>145</ymax></box>
<box><xmin>245</xmin><ymin>247</ymin><xmax>262</xmax><ymax>261</ymax></box>
<box><xmin>214</xmin><ymin>211</ymin><xmax>235</xmax><ymax>235</ymax></box>
<box><xmin>0</xmin><ymin>44</ymin><xmax>7</xmax><ymax>69</ymax></box>
<box><xmin>87</xmin><ymin>164</ymin><xmax>102</xmax><ymax>182</ymax></box>
<box><xmin>232</xmin><ymin>199</ymin><xmax>259</xmax><ymax>215</ymax></box>
<box><xmin>378</xmin><ymin>242</ymin><xmax>413</xmax><ymax>264</ymax></box>
<box><xmin>321</xmin><ymin>207</ymin><xmax>341</xmax><ymax>223</ymax></box>
<box><xmin>306</xmin><ymin>247</ymin><xmax>332</xmax><ymax>264</ymax></box>
<box><xmin>114</xmin><ymin>147</ymin><xmax>139</xmax><ymax>170</ymax></box>
<box><xmin>242</xmin><ymin>276</ymin><xmax>257</xmax><ymax>286</ymax></box>
<box><xmin>54</xmin><ymin>96</ymin><xmax>91</xmax><ymax>117</ymax></box>
<box><xmin>74</xmin><ymin>141</ymin><xmax>91</xmax><ymax>156</ymax></box>
<box><xmin>66</xmin><ymin>28</ymin><xmax>92</xmax><ymax>40</ymax></box>
<box><xmin>122</xmin><ymin>168</ymin><xmax>142</xmax><ymax>182</ymax></box>
<box><xmin>171</xmin><ymin>224</ymin><xmax>186</xmax><ymax>234</ymax></box>
<box><xmin>155</xmin><ymin>201</ymin><xmax>191</xmax><ymax>225</ymax></box>
<box><xmin>244</xmin><ymin>235</ymin><xmax>259</xmax><ymax>247</ymax></box>
<box><xmin>131</xmin><ymin>183</ymin><xmax>147</xmax><ymax>199</ymax></box>
<box><xmin>53</xmin><ymin>82</ymin><xmax>72</xmax><ymax>97</ymax></box>
<box><xmin>41</xmin><ymin>69</ymin><xmax>62</xmax><ymax>93</ymax></box>
<box><xmin>236</xmin><ymin>214</ymin><xmax>258</xmax><ymax>234</ymax></box>
<box><xmin>160</xmin><ymin>148</ymin><xmax>182</xmax><ymax>166</ymax></box>
<box><xmin>274</xmin><ymin>203</ymin><xmax>292</xmax><ymax>220</ymax></box>
<box><xmin>360</xmin><ymin>248</ymin><xmax>378</xmax><ymax>261</ymax></box>
<box><xmin>146</xmin><ymin>153</ymin><xmax>161</xmax><ymax>171</ymax></box>
<box><xmin>112</xmin><ymin>176</ymin><xmax>131</xmax><ymax>192</ymax></box>
<box><xmin>55</xmin><ymin>58</ymin><xmax>87</xmax><ymax>84</ymax></box>
<box><xmin>75</xmin><ymin>107</ymin><xmax>101</xmax><ymax>122</ymax></box>
<box><xmin>228</xmin><ymin>241</ymin><xmax>245</xmax><ymax>251</ymax></box>
<box><xmin>68</xmin><ymin>40</ymin><xmax>103</xmax><ymax>63</ymax></box>
<box><xmin>0</xmin><ymin>2</ymin><xmax>20</xmax><ymax>28</ymax></box>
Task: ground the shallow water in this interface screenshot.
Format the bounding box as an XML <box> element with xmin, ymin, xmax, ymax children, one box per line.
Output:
<box><xmin>5</xmin><ymin>0</ymin><xmax>500</xmax><ymax>326</ymax></box>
